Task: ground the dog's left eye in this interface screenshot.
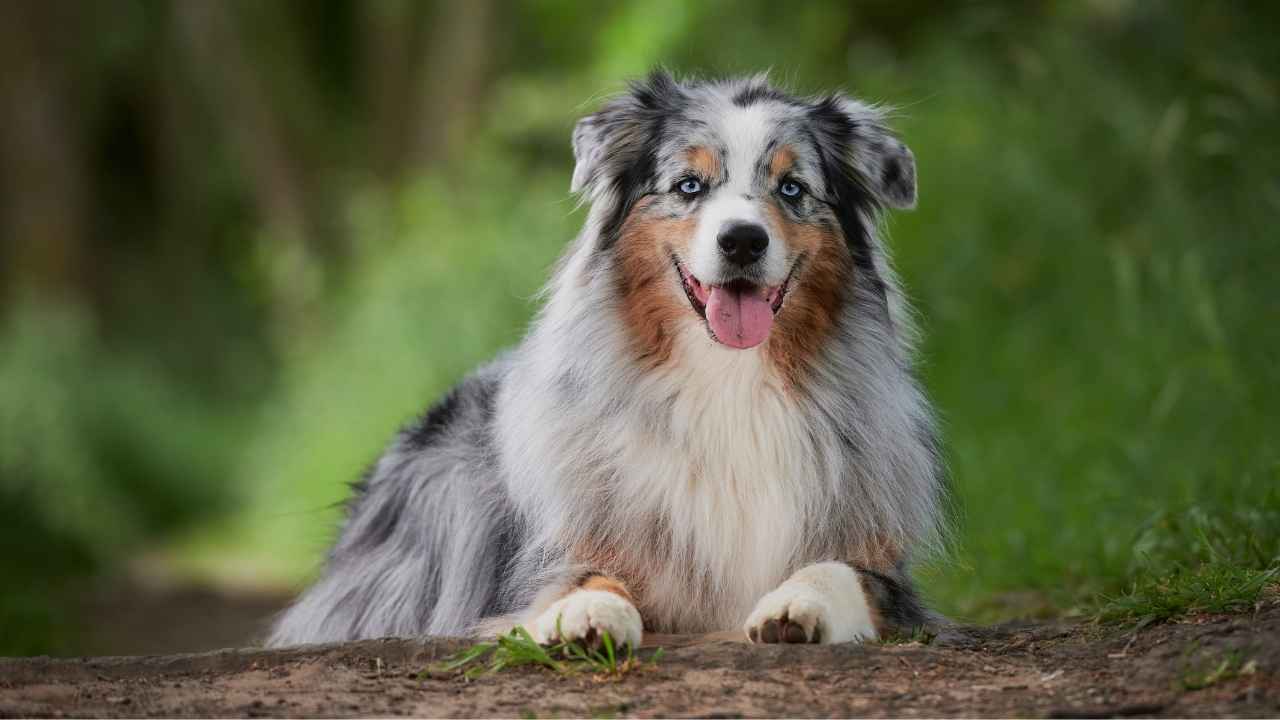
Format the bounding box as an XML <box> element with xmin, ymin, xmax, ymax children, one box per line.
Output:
<box><xmin>779</xmin><ymin>180</ymin><xmax>804</xmax><ymax>198</ymax></box>
<box><xmin>677</xmin><ymin>178</ymin><xmax>703</xmax><ymax>196</ymax></box>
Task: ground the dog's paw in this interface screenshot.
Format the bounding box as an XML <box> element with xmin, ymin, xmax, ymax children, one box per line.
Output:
<box><xmin>528</xmin><ymin>589</ymin><xmax>643</xmax><ymax>649</ymax></box>
<box><xmin>744</xmin><ymin>562</ymin><xmax>877</xmax><ymax>645</ymax></box>
<box><xmin>744</xmin><ymin>587</ymin><xmax>826</xmax><ymax>644</ymax></box>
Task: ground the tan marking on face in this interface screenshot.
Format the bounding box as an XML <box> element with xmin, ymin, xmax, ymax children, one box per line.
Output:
<box><xmin>616</xmin><ymin>199</ymin><xmax>697</xmax><ymax>369</ymax></box>
<box><xmin>686</xmin><ymin>146</ymin><xmax>721</xmax><ymax>180</ymax></box>
<box><xmin>769</xmin><ymin>145</ymin><xmax>797</xmax><ymax>181</ymax></box>
<box><xmin>764</xmin><ymin>203</ymin><xmax>850</xmax><ymax>389</ymax></box>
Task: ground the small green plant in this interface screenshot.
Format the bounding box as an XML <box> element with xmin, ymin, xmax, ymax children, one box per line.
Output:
<box><xmin>1095</xmin><ymin>560</ymin><xmax>1278</xmax><ymax>625</ymax></box>
<box><xmin>877</xmin><ymin>626</ymin><xmax>937</xmax><ymax>646</ymax></box>
<box><xmin>1180</xmin><ymin>651</ymin><xmax>1258</xmax><ymax>691</ymax></box>
<box><xmin>424</xmin><ymin>624</ymin><xmax>659</xmax><ymax>680</ymax></box>
<box><xmin>1092</xmin><ymin>496</ymin><xmax>1280</xmax><ymax>625</ymax></box>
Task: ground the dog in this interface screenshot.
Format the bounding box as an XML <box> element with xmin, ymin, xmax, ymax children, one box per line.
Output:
<box><xmin>268</xmin><ymin>71</ymin><xmax>946</xmax><ymax>649</ymax></box>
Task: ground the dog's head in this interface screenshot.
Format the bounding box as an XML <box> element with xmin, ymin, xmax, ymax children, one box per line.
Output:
<box><xmin>572</xmin><ymin>71</ymin><xmax>916</xmax><ymax>367</ymax></box>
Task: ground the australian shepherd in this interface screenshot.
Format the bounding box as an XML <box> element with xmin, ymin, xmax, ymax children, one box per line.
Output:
<box><xmin>269</xmin><ymin>71</ymin><xmax>946</xmax><ymax>649</ymax></box>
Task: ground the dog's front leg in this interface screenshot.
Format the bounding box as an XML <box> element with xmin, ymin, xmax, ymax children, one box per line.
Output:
<box><xmin>744</xmin><ymin>562</ymin><xmax>889</xmax><ymax>644</ymax></box>
<box><xmin>526</xmin><ymin>574</ymin><xmax>643</xmax><ymax>649</ymax></box>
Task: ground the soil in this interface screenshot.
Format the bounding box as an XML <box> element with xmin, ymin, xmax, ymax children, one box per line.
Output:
<box><xmin>3</xmin><ymin>603</ymin><xmax>1277</xmax><ymax>718</ymax></box>
<box><xmin>73</xmin><ymin>583</ymin><xmax>291</xmax><ymax>658</ymax></box>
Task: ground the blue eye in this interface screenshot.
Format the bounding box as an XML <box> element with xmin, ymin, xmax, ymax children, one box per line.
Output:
<box><xmin>677</xmin><ymin>178</ymin><xmax>703</xmax><ymax>195</ymax></box>
<box><xmin>779</xmin><ymin>180</ymin><xmax>803</xmax><ymax>198</ymax></box>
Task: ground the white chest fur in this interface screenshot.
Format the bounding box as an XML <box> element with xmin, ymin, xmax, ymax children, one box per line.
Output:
<box><xmin>499</xmin><ymin>286</ymin><xmax>838</xmax><ymax>632</ymax></box>
<box><xmin>592</xmin><ymin>327</ymin><xmax>826</xmax><ymax>631</ymax></box>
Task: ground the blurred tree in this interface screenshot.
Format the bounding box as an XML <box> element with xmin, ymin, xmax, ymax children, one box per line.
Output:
<box><xmin>412</xmin><ymin>0</ymin><xmax>496</xmax><ymax>168</ymax></box>
<box><xmin>362</xmin><ymin>0</ymin><xmax>427</xmax><ymax>185</ymax></box>
<box><xmin>175</xmin><ymin>1</ymin><xmax>317</xmax><ymax>250</ymax></box>
<box><xmin>0</xmin><ymin>1</ymin><xmax>92</xmax><ymax>305</ymax></box>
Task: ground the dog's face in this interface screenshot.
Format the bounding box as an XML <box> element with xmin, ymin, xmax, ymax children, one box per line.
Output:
<box><xmin>572</xmin><ymin>73</ymin><xmax>916</xmax><ymax>368</ymax></box>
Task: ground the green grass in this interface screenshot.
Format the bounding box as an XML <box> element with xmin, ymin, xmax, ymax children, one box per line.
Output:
<box><xmin>877</xmin><ymin>626</ymin><xmax>937</xmax><ymax>646</ymax></box>
<box><xmin>1093</xmin><ymin>495</ymin><xmax>1280</xmax><ymax>624</ymax></box>
<box><xmin>889</xmin><ymin>20</ymin><xmax>1280</xmax><ymax>622</ymax></box>
<box><xmin>1180</xmin><ymin>649</ymin><xmax>1260</xmax><ymax>692</ymax></box>
<box><xmin>1097</xmin><ymin>565</ymin><xmax>1278</xmax><ymax>625</ymax></box>
<box><xmin>425</xmin><ymin>625</ymin><xmax>660</xmax><ymax>680</ymax></box>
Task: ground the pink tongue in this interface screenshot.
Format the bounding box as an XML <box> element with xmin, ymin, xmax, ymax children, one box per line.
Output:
<box><xmin>705</xmin><ymin>285</ymin><xmax>774</xmax><ymax>349</ymax></box>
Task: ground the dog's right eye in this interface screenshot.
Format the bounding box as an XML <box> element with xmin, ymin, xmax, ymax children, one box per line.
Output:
<box><xmin>676</xmin><ymin>178</ymin><xmax>703</xmax><ymax>196</ymax></box>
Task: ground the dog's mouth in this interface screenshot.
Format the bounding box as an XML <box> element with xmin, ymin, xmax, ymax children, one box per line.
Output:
<box><xmin>674</xmin><ymin>256</ymin><xmax>796</xmax><ymax>350</ymax></box>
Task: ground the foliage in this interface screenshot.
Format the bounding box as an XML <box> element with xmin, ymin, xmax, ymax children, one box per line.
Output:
<box><xmin>1180</xmin><ymin>651</ymin><xmax>1259</xmax><ymax>692</ymax></box>
<box><xmin>0</xmin><ymin>299</ymin><xmax>247</xmax><ymax>652</ymax></box>
<box><xmin>1095</xmin><ymin>482</ymin><xmax>1280</xmax><ymax>623</ymax></box>
<box><xmin>425</xmin><ymin>626</ymin><xmax>656</xmax><ymax>680</ymax></box>
<box><xmin>1</xmin><ymin>0</ymin><xmax>1277</xmax><ymax>653</ymax></box>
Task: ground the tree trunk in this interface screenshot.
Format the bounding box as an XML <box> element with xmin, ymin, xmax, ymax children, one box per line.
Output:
<box><xmin>0</xmin><ymin>0</ymin><xmax>91</xmax><ymax>305</ymax></box>
<box><xmin>172</xmin><ymin>0</ymin><xmax>315</xmax><ymax>248</ymax></box>
<box><xmin>362</xmin><ymin>0</ymin><xmax>426</xmax><ymax>187</ymax></box>
<box><xmin>410</xmin><ymin>0</ymin><xmax>496</xmax><ymax>170</ymax></box>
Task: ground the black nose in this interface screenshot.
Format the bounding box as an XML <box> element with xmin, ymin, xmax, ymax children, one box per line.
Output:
<box><xmin>717</xmin><ymin>223</ymin><xmax>769</xmax><ymax>267</ymax></box>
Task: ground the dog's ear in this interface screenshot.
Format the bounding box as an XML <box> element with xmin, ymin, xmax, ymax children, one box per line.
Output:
<box><xmin>872</xmin><ymin>137</ymin><xmax>917</xmax><ymax>210</ymax></box>
<box><xmin>570</xmin><ymin>69</ymin><xmax>685</xmax><ymax>197</ymax></box>
<box><xmin>810</xmin><ymin>95</ymin><xmax>917</xmax><ymax>210</ymax></box>
<box><xmin>570</xmin><ymin>113</ymin><xmax>606</xmax><ymax>194</ymax></box>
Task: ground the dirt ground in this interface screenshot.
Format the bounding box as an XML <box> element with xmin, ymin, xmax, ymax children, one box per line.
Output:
<box><xmin>73</xmin><ymin>583</ymin><xmax>291</xmax><ymax>658</ymax></box>
<box><xmin>2</xmin><ymin>602</ymin><xmax>1277</xmax><ymax>718</ymax></box>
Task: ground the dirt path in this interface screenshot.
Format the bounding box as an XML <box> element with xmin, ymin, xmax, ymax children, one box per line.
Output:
<box><xmin>3</xmin><ymin>604</ymin><xmax>1277</xmax><ymax>718</ymax></box>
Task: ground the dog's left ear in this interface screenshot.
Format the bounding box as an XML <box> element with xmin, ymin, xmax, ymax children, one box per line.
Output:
<box><xmin>874</xmin><ymin>140</ymin><xmax>917</xmax><ymax>210</ymax></box>
<box><xmin>811</xmin><ymin>95</ymin><xmax>917</xmax><ymax>210</ymax></box>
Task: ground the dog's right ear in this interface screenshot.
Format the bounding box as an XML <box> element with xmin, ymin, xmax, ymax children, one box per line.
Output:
<box><xmin>570</xmin><ymin>113</ymin><xmax>606</xmax><ymax>194</ymax></box>
<box><xmin>569</xmin><ymin>69</ymin><xmax>685</xmax><ymax>198</ymax></box>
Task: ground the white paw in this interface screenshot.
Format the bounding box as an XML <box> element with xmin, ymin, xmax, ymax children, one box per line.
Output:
<box><xmin>744</xmin><ymin>562</ymin><xmax>877</xmax><ymax>644</ymax></box>
<box><xmin>527</xmin><ymin>589</ymin><xmax>643</xmax><ymax>649</ymax></box>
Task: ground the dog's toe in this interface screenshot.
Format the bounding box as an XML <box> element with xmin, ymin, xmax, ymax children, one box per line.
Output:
<box><xmin>744</xmin><ymin>563</ymin><xmax>877</xmax><ymax>645</ymax></box>
<box><xmin>744</xmin><ymin>588</ymin><xmax>830</xmax><ymax>645</ymax></box>
<box><xmin>783</xmin><ymin>619</ymin><xmax>810</xmax><ymax>644</ymax></box>
<box><xmin>527</xmin><ymin>589</ymin><xmax>643</xmax><ymax>649</ymax></box>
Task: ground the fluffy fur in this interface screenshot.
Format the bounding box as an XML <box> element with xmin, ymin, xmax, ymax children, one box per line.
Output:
<box><xmin>268</xmin><ymin>71</ymin><xmax>945</xmax><ymax>648</ymax></box>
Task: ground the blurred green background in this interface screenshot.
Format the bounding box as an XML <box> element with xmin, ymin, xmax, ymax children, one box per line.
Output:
<box><xmin>2</xmin><ymin>0</ymin><xmax>1277</xmax><ymax>656</ymax></box>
